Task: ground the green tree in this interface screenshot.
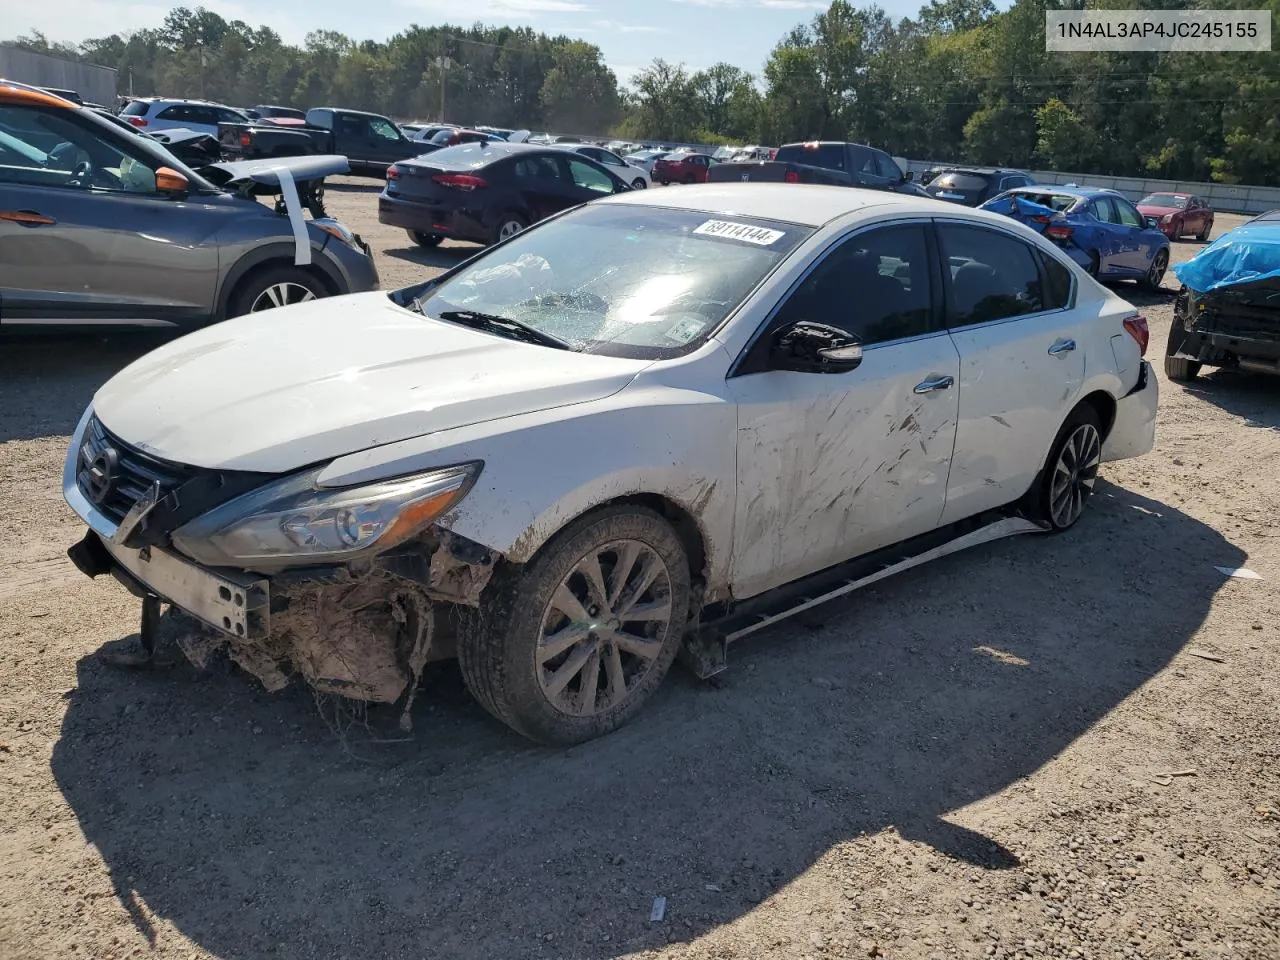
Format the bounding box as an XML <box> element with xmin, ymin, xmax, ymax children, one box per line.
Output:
<box><xmin>540</xmin><ymin>41</ymin><xmax>621</xmax><ymax>133</ymax></box>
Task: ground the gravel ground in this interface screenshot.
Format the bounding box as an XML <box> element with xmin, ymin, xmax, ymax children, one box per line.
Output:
<box><xmin>1</xmin><ymin>183</ymin><xmax>1277</xmax><ymax>960</ymax></box>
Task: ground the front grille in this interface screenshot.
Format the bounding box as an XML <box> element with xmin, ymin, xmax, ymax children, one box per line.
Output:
<box><xmin>76</xmin><ymin>416</ymin><xmax>194</xmax><ymax>522</ymax></box>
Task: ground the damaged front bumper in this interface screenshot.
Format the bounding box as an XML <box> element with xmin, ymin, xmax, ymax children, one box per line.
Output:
<box><xmin>1172</xmin><ymin>283</ymin><xmax>1280</xmax><ymax>374</ymax></box>
<box><xmin>63</xmin><ymin>424</ymin><xmax>499</xmax><ymax>711</ymax></box>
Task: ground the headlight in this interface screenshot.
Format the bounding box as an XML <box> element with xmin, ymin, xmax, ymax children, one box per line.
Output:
<box><xmin>171</xmin><ymin>462</ymin><xmax>481</xmax><ymax>568</ymax></box>
<box><xmin>313</xmin><ymin>217</ymin><xmax>367</xmax><ymax>254</ymax></box>
<box><xmin>1162</xmin><ymin>214</ymin><xmax>1173</xmax><ymax>224</ymax></box>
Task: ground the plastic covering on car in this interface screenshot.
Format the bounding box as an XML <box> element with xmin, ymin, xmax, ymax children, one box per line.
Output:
<box><xmin>1173</xmin><ymin>221</ymin><xmax>1280</xmax><ymax>293</ymax></box>
<box><xmin>979</xmin><ymin>193</ymin><xmax>1059</xmax><ymax>224</ymax></box>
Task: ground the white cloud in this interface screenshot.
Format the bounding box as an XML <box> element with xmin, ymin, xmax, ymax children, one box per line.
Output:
<box><xmin>609</xmin><ymin>62</ymin><xmax>645</xmax><ymax>85</ymax></box>
<box><xmin>592</xmin><ymin>19</ymin><xmax>667</xmax><ymax>33</ymax></box>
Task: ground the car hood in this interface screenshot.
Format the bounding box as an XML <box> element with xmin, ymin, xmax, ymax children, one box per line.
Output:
<box><xmin>1137</xmin><ymin>204</ymin><xmax>1183</xmax><ymax>217</ymax></box>
<box><xmin>91</xmin><ymin>292</ymin><xmax>653</xmax><ymax>473</ymax></box>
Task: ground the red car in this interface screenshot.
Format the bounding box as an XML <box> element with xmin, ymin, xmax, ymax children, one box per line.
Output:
<box><xmin>652</xmin><ymin>152</ymin><xmax>718</xmax><ymax>185</ymax></box>
<box><xmin>1136</xmin><ymin>192</ymin><xmax>1215</xmax><ymax>242</ymax></box>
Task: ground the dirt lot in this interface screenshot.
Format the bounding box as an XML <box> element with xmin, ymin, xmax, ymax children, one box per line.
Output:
<box><xmin>1</xmin><ymin>184</ymin><xmax>1278</xmax><ymax>960</ymax></box>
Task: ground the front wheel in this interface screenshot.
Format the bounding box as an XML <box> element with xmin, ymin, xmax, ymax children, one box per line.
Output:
<box><xmin>1164</xmin><ymin>309</ymin><xmax>1202</xmax><ymax>381</ymax></box>
<box><xmin>457</xmin><ymin>505</ymin><xmax>691</xmax><ymax>744</ymax></box>
<box><xmin>1139</xmin><ymin>249</ymin><xmax>1168</xmax><ymax>292</ymax></box>
<box><xmin>1024</xmin><ymin>405</ymin><xmax>1103</xmax><ymax>532</ymax></box>
<box><xmin>229</xmin><ymin>266</ymin><xmax>326</xmax><ymax>318</ymax></box>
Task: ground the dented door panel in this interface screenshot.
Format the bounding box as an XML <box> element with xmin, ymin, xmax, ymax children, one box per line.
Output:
<box><xmin>940</xmin><ymin>311</ymin><xmax>1085</xmax><ymax>525</ymax></box>
<box><xmin>727</xmin><ymin>333</ymin><xmax>961</xmax><ymax>600</ymax></box>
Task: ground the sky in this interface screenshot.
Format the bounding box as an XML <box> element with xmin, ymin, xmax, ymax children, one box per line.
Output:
<box><xmin>0</xmin><ymin>0</ymin><xmax>930</xmax><ymax>88</ymax></box>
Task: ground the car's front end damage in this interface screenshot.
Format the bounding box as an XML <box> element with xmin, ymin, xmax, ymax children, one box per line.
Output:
<box><xmin>1171</xmin><ymin>280</ymin><xmax>1280</xmax><ymax>376</ymax></box>
<box><xmin>63</xmin><ymin>408</ymin><xmax>498</xmax><ymax>726</ymax></box>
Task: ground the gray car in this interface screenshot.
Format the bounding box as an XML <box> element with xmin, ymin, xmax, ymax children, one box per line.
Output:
<box><xmin>0</xmin><ymin>81</ymin><xmax>378</xmax><ymax>329</ymax></box>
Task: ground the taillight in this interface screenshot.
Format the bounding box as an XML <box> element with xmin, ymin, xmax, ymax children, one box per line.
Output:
<box><xmin>432</xmin><ymin>173</ymin><xmax>487</xmax><ymax>191</ymax></box>
<box><xmin>239</xmin><ymin>133</ymin><xmax>251</xmax><ymax>147</ymax></box>
<box><xmin>127</xmin><ymin>116</ymin><xmax>148</xmax><ymax>128</ymax></box>
<box><xmin>1123</xmin><ymin>314</ymin><xmax>1149</xmax><ymax>356</ymax></box>
<box><xmin>784</xmin><ymin>170</ymin><xmax>799</xmax><ymax>183</ymax></box>
<box><xmin>1045</xmin><ymin>222</ymin><xmax>1072</xmax><ymax>241</ymax></box>
<box><xmin>386</xmin><ymin>165</ymin><xmax>400</xmax><ymax>181</ymax></box>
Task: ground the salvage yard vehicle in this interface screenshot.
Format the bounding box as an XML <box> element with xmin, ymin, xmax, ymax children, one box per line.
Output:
<box><xmin>218</xmin><ymin>106</ymin><xmax>424</xmax><ymax>176</ymax></box>
<box><xmin>923</xmin><ymin>166</ymin><xmax>1034</xmax><ymax>207</ymax></box>
<box><xmin>1136</xmin><ymin>192</ymin><xmax>1215</xmax><ymax>242</ymax></box>
<box><xmin>63</xmin><ymin>184</ymin><xmax>1158</xmax><ymax>745</ymax></box>
<box><xmin>1165</xmin><ymin>210</ymin><xmax>1280</xmax><ymax>380</ymax></box>
<box><xmin>980</xmin><ymin>185</ymin><xmax>1170</xmax><ymax>289</ymax></box>
<box><xmin>0</xmin><ymin>82</ymin><xmax>378</xmax><ymax>327</ymax></box>
<box><xmin>379</xmin><ymin>141</ymin><xmax>631</xmax><ymax>248</ymax></box>
<box><xmin>709</xmin><ymin>140</ymin><xmax>927</xmax><ymax>197</ymax></box>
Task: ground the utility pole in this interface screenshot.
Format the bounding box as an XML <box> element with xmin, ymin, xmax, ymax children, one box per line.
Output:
<box><xmin>435</xmin><ymin>55</ymin><xmax>449</xmax><ymax>122</ymax></box>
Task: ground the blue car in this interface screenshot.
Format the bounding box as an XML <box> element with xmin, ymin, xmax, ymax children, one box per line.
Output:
<box><xmin>980</xmin><ymin>186</ymin><xmax>1171</xmax><ymax>290</ymax></box>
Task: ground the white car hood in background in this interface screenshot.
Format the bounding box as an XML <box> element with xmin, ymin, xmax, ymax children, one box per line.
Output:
<box><xmin>92</xmin><ymin>293</ymin><xmax>652</xmax><ymax>472</ymax></box>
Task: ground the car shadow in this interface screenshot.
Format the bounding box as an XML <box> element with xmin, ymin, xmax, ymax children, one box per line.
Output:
<box><xmin>1109</xmin><ymin>282</ymin><xmax>1177</xmax><ymax>310</ymax></box>
<box><xmin>51</xmin><ymin>479</ymin><xmax>1241</xmax><ymax>959</ymax></box>
<box><xmin>0</xmin><ymin>331</ymin><xmax>178</xmax><ymax>443</ymax></box>
<box><xmin>386</xmin><ymin>243</ymin><xmax>480</xmax><ymax>270</ymax></box>
<box><xmin>1177</xmin><ymin>368</ymin><xmax>1280</xmax><ymax>431</ymax></box>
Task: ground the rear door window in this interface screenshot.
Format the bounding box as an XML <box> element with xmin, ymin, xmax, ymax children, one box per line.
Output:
<box><xmin>1039</xmin><ymin>252</ymin><xmax>1073</xmax><ymax>310</ymax></box>
<box><xmin>939</xmin><ymin>224</ymin><xmax>1046</xmax><ymax>327</ymax></box>
<box><xmin>514</xmin><ymin>155</ymin><xmax>562</xmax><ymax>181</ymax></box>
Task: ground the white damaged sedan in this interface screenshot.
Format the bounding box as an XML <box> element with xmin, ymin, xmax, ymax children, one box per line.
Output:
<box><xmin>64</xmin><ymin>184</ymin><xmax>1158</xmax><ymax>744</ymax></box>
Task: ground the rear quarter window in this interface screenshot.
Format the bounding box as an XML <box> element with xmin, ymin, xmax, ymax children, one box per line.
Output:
<box><xmin>1039</xmin><ymin>252</ymin><xmax>1073</xmax><ymax>309</ymax></box>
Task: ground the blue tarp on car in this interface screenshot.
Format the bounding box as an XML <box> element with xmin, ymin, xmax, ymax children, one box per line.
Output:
<box><xmin>1172</xmin><ymin>220</ymin><xmax>1280</xmax><ymax>293</ymax></box>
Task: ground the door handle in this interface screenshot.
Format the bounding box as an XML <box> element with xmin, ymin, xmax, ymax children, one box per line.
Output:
<box><xmin>913</xmin><ymin>375</ymin><xmax>954</xmax><ymax>394</ymax></box>
<box><xmin>0</xmin><ymin>210</ymin><xmax>55</xmax><ymax>226</ymax></box>
<box><xmin>1048</xmin><ymin>338</ymin><xmax>1077</xmax><ymax>356</ymax></box>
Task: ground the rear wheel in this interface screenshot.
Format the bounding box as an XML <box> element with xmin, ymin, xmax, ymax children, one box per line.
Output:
<box><xmin>1024</xmin><ymin>405</ymin><xmax>1103</xmax><ymax>532</ymax></box>
<box><xmin>229</xmin><ymin>266</ymin><xmax>327</xmax><ymax>318</ymax></box>
<box><xmin>1196</xmin><ymin>219</ymin><xmax>1212</xmax><ymax>242</ymax></box>
<box><xmin>408</xmin><ymin>229</ymin><xmax>443</xmax><ymax>248</ymax></box>
<box><xmin>457</xmin><ymin>505</ymin><xmax>691</xmax><ymax>744</ymax></box>
<box><xmin>1139</xmin><ymin>249</ymin><xmax>1168</xmax><ymax>292</ymax></box>
<box><xmin>490</xmin><ymin>213</ymin><xmax>527</xmax><ymax>246</ymax></box>
<box><xmin>631</xmin><ymin>177</ymin><xmax>647</xmax><ymax>190</ymax></box>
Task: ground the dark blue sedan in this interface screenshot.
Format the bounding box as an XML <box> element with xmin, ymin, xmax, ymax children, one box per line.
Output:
<box><xmin>980</xmin><ymin>185</ymin><xmax>1171</xmax><ymax>290</ymax></box>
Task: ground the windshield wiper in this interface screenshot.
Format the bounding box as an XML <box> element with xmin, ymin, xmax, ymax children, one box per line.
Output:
<box><xmin>437</xmin><ymin>310</ymin><xmax>572</xmax><ymax>350</ymax></box>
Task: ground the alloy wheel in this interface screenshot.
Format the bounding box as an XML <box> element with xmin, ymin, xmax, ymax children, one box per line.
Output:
<box><xmin>535</xmin><ymin>539</ymin><xmax>674</xmax><ymax>717</ymax></box>
<box><xmin>498</xmin><ymin>220</ymin><xmax>524</xmax><ymax>241</ymax></box>
<box><xmin>250</xmin><ymin>282</ymin><xmax>317</xmax><ymax>312</ymax></box>
<box><xmin>1049</xmin><ymin>423</ymin><xmax>1101</xmax><ymax>528</ymax></box>
<box><xmin>1148</xmin><ymin>251</ymin><xmax>1168</xmax><ymax>288</ymax></box>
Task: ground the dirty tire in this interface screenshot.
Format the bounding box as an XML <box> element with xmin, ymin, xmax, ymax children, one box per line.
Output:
<box><xmin>228</xmin><ymin>266</ymin><xmax>327</xmax><ymax>319</ymax></box>
<box><xmin>1165</xmin><ymin>297</ymin><xmax>1202</xmax><ymax>381</ymax></box>
<box><xmin>1023</xmin><ymin>404</ymin><xmax>1103</xmax><ymax>533</ymax></box>
<box><xmin>457</xmin><ymin>505</ymin><xmax>691</xmax><ymax>745</ymax></box>
<box><xmin>408</xmin><ymin>230</ymin><xmax>443</xmax><ymax>248</ymax></box>
<box><xmin>1196</xmin><ymin>220</ymin><xmax>1212</xmax><ymax>242</ymax></box>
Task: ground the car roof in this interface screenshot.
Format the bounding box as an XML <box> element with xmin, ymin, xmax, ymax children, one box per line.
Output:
<box><xmin>1249</xmin><ymin>209</ymin><xmax>1280</xmax><ymax>222</ymax></box>
<box><xmin>931</xmin><ymin>166</ymin><xmax>1025</xmax><ymax>176</ymax></box>
<box><xmin>598</xmin><ymin>182</ymin><xmax>1023</xmax><ymax>228</ymax></box>
<box><xmin>404</xmin><ymin>141</ymin><xmax>577</xmax><ymax>167</ymax></box>
<box><xmin>1006</xmin><ymin>185</ymin><xmax>1117</xmax><ymax>199</ymax></box>
<box><xmin>0</xmin><ymin>79</ymin><xmax>79</xmax><ymax>109</ymax></box>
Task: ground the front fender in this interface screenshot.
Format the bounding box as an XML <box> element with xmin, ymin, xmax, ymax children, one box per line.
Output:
<box><xmin>316</xmin><ymin>386</ymin><xmax>739</xmax><ymax>598</ymax></box>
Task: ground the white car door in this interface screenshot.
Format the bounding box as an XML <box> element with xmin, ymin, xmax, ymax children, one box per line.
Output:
<box><xmin>934</xmin><ymin>220</ymin><xmax>1086</xmax><ymax>526</ymax></box>
<box><xmin>725</xmin><ymin>223</ymin><xmax>961</xmax><ymax>600</ymax></box>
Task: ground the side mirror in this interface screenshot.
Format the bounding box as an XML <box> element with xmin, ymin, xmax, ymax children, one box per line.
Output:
<box><xmin>903</xmin><ymin>170</ymin><xmax>914</xmax><ymax>182</ymax></box>
<box><xmin>155</xmin><ymin>166</ymin><xmax>189</xmax><ymax>196</ymax></box>
<box><xmin>770</xmin><ymin>320</ymin><xmax>864</xmax><ymax>374</ymax></box>
<box><xmin>1144</xmin><ymin>216</ymin><xmax>1159</xmax><ymax>229</ymax></box>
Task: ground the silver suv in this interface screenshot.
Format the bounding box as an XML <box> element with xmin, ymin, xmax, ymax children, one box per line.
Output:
<box><xmin>0</xmin><ymin>82</ymin><xmax>378</xmax><ymax>328</ymax></box>
<box><xmin>120</xmin><ymin>97</ymin><xmax>250</xmax><ymax>137</ymax></box>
